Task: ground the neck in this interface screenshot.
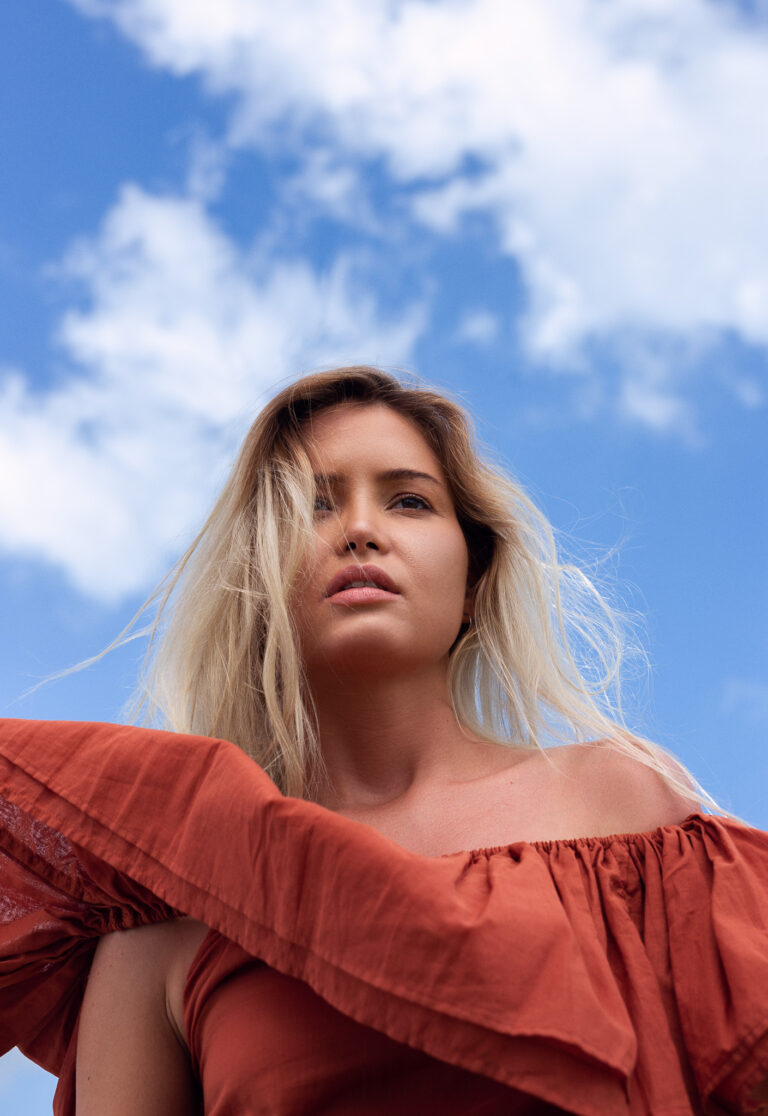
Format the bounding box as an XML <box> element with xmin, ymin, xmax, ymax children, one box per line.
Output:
<box><xmin>307</xmin><ymin>663</ymin><xmax>490</xmax><ymax>811</ymax></box>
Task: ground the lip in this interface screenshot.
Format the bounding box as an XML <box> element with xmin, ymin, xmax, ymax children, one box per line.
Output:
<box><xmin>324</xmin><ymin>563</ymin><xmax>401</xmax><ymax>599</ymax></box>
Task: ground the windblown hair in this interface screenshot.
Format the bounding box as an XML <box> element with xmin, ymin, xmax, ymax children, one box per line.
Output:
<box><xmin>132</xmin><ymin>365</ymin><xmax>716</xmax><ymax>809</ymax></box>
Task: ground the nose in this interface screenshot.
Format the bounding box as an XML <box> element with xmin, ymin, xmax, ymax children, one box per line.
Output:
<box><xmin>335</xmin><ymin>495</ymin><xmax>388</xmax><ymax>554</ymax></box>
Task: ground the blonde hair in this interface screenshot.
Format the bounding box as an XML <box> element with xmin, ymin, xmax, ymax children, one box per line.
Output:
<box><xmin>131</xmin><ymin>365</ymin><xmax>719</xmax><ymax>809</ymax></box>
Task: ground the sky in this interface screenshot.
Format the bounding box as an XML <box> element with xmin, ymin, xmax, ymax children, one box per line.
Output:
<box><xmin>1</xmin><ymin>0</ymin><xmax>767</xmax><ymax>1108</ymax></box>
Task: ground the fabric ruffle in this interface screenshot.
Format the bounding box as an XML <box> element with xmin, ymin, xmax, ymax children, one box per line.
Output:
<box><xmin>1</xmin><ymin>718</ymin><xmax>767</xmax><ymax>1115</ymax></box>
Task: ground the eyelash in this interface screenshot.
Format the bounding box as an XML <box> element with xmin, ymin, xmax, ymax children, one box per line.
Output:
<box><xmin>392</xmin><ymin>492</ymin><xmax>431</xmax><ymax>511</ymax></box>
<box><xmin>313</xmin><ymin>492</ymin><xmax>432</xmax><ymax>513</ymax></box>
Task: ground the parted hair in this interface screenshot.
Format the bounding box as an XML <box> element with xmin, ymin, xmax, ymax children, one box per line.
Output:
<box><xmin>133</xmin><ymin>365</ymin><xmax>717</xmax><ymax>809</ymax></box>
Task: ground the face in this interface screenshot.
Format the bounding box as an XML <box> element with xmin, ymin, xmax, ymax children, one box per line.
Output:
<box><xmin>290</xmin><ymin>403</ymin><xmax>473</xmax><ymax>683</ymax></box>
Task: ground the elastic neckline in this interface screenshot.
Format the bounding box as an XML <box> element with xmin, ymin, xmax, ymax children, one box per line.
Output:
<box><xmin>439</xmin><ymin>811</ymin><xmax>710</xmax><ymax>860</ymax></box>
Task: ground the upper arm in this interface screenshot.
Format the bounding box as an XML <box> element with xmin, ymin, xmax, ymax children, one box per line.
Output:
<box><xmin>76</xmin><ymin>921</ymin><xmax>201</xmax><ymax>1116</ymax></box>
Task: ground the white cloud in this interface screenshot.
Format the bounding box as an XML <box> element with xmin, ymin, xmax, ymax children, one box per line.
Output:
<box><xmin>722</xmin><ymin>679</ymin><xmax>768</xmax><ymax>725</ymax></box>
<box><xmin>184</xmin><ymin>130</ymin><xmax>230</xmax><ymax>202</ymax></box>
<box><xmin>282</xmin><ymin>149</ymin><xmax>382</xmax><ymax>235</ymax></box>
<box><xmin>63</xmin><ymin>0</ymin><xmax>768</xmax><ymax>389</ymax></box>
<box><xmin>455</xmin><ymin>309</ymin><xmax>498</xmax><ymax>346</ymax></box>
<box><xmin>730</xmin><ymin>378</ymin><xmax>765</xmax><ymax>408</ymax></box>
<box><xmin>0</xmin><ymin>186</ymin><xmax>423</xmax><ymax>600</ymax></box>
<box><xmin>618</xmin><ymin>376</ymin><xmax>696</xmax><ymax>439</ymax></box>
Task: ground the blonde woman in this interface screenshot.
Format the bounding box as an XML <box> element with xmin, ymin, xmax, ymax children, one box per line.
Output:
<box><xmin>0</xmin><ymin>366</ymin><xmax>766</xmax><ymax>1115</ymax></box>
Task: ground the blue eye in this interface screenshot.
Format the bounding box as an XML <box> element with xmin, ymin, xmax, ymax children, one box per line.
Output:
<box><xmin>314</xmin><ymin>494</ymin><xmax>333</xmax><ymax>513</ymax></box>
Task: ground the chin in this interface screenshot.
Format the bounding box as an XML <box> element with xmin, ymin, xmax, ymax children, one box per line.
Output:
<box><xmin>311</xmin><ymin>633</ymin><xmax>455</xmax><ymax>682</ymax></box>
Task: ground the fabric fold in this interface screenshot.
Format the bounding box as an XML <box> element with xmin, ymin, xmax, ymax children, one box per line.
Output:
<box><xmin>1</xmin><ymin>718</ymin><xmax>767</xmax><ymax>1115</ymax></box>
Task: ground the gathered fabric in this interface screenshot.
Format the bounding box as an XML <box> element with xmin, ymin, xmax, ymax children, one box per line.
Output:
<box><xmin>0</xmin><ymin>718</ymin><xmax>766</xmax><ymax>1115</ymax></box>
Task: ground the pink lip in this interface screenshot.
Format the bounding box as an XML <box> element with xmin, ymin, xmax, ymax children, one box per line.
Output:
<box><xmin>325</xmin><ymin>563</ymin><xmax>401</xmax><ymax>599</ymax></box>
<box><xmin>327</xmin><ymin>585</ymin><xmax>400</xmax><ymax>606</ymax></box>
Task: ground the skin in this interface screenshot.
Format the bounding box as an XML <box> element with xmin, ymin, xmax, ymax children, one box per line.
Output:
<box><xmin>289</xmin><ymin>403</ymin><xmax>695</xmax><ymax>848</ymax></box>
<box><xmin>76</xmin><ymin>401</ymin><xmax>704</xmax><ymax>1114</ymax></box>
<box><xmin>291</xmin><ymin>401</ymin><xmax>506</xmax><ymax>813</ymax></box>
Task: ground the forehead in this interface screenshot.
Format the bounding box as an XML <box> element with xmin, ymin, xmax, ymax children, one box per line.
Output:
<box><xmin>301</xmin><ymin>403</ymin><xmax>445</xmax><ymax>477</ymax></box>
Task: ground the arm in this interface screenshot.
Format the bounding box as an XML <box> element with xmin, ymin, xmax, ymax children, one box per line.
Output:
<box><xmin>76</xmin><ymin>921</ymin><xmax>202</xmax><ymax>1116</ymax></box>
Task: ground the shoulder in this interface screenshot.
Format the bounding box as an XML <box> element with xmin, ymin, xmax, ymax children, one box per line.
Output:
<box><xmin>77</xmin><ymin>918</ymin><xmax>209</xmax><ymax>1116</ymax></box>
<box><xmin>553</xmin><ymin>739</ymin><xmax>701</xmax><ymax>837</ymax></box>
<box><xmin>86</xmin><ymin>918</ymin><xmax>209</xmax><ymax>1047</ymax></box>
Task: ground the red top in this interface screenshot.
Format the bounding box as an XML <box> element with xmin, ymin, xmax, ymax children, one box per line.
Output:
<box><xmin>0</xmin><ymin>718</ymin><xmax>766</xmax><ymax>1115</ymax></box>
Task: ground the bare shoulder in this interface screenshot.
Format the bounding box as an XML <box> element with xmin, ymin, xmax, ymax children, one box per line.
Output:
<box><xmin>551</xmin><ymin>740</ymin><xmax>701</xmax><ymax>837</ymax></box>
<box><xmin>85</xmin><ymin>917</ymin><xmax>209</xmax><ymax>1040</ymax></box>
<box><xmin>77</xmin><ymin>918</ymin><xmax>209</xmax><ymax>1116</ymax></box>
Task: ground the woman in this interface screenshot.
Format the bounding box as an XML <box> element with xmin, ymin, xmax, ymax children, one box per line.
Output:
<box><xmin>0</xmin><ymin>366</ymin><xmax>766</xmax><ymax>1115</ymax></box>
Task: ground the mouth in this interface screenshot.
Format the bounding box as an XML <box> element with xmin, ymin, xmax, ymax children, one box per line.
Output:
<box><xmin>325</xmin><ymin>564</ymin><xmax>400</xmax><ymax>599</ymax></box>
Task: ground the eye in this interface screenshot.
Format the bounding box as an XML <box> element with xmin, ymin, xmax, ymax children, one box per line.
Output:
<box><xmin>313</xmin><ymin>493</ymin><xmax>333</xmax><ymax>514</ymax></box>
<box><xmin>391</xmin><ymin>492</ymin><xmax>431</xmax><ymax>511</ymax></box>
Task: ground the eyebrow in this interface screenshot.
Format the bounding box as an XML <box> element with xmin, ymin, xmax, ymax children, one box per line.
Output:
<box><xmin>313</xmin><ymin>468</ymin><xmax>443</xmax><ymax>487</ymax></box>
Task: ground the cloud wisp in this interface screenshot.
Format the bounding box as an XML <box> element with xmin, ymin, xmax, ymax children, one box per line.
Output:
<box><xmin>722</xmin><ymin>679</ymin><xmax>768</xmax><ymax>726</ymax></box>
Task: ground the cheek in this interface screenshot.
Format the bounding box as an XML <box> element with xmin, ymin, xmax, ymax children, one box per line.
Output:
<box><xmin>288</xmin><ymin>542</ymin><xmax>326</xmax><ymax>636</ymax></box>
<box><xmin>416</xmin><ymin>530</ymin><xmax>470</xmax><ymax>613</ymax></box>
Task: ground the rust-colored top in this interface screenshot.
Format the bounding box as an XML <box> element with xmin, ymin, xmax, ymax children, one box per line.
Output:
<box><xmin>0</xmin><ymin>719</ymin><xmax>766</xmax><ymax>1115</ymax></box>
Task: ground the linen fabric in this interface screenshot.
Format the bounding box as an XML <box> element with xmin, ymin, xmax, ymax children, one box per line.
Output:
<box><xmin>0</xmin><ymin>718</ymin><xmax>766</xmax><ymax>1115</ymax></box>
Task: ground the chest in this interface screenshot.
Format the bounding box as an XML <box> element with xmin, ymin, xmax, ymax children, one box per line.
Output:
<box><xmin>339</xmin><ymin>748</ymin><xmax>598</xmax><ymax>856</ymax></box>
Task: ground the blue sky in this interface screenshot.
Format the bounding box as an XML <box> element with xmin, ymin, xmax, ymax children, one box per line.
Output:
<box><xmin>1</xmin><ymin>0</ymin><xmax>767</xmax><ymax>1107</ymax></box>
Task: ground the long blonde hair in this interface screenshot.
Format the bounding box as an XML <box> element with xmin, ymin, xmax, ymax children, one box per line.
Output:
<box><xmin>132</xmin><ymin>365</ymin><xmax>719</xmax><ymax>809</ymax></box>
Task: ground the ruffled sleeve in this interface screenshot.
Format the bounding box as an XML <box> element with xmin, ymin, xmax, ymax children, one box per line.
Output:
<box><xmin>0</xmin><ymin>783</ymin><xmax>177</xmax><ymax>1110</ymax></box>
<box><xmin>657</xmin><ymin>818</ymin><xmax>768</xmax><ymax>1112</ymax></box>
<box><xmin>536</xmin><ymin>812</ymin><xmax>768</xmax><ymax>1114</ymax></box>
<box><xmin>1</xmin><ymin>717</ymin><xmax>767</xmax><ymax>1116</ymax></box>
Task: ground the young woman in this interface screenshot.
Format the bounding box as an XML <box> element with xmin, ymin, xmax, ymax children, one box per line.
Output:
<box><xmin>1</xmin><ymin>366</ymin><xmax>766</xmax><ymax>1115</ymax></box>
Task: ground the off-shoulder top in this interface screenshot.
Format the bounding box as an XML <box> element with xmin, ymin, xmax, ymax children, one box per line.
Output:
<box><xmin>0</xmin><ymin>719</ymin><xmax>766</xmax><ymax>1115</ymax></box>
